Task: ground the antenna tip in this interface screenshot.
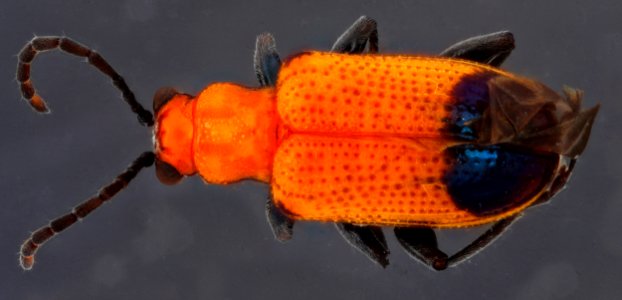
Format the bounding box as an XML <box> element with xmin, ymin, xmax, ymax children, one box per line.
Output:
<box><xmin>20</xmin><ymin>255</ymin><xmax>34</xmax><ymax>270</ymax></box>
<box><xmin>29</xmin><ymin>94</ymin><xmax>50</xmax><ymax>113</ymax></box>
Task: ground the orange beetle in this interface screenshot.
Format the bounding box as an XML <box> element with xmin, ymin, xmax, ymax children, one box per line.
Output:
<box><xmin>16</xmin><ymin>16</ymin><xmax>599</xmax><ymax>271</ymax></box>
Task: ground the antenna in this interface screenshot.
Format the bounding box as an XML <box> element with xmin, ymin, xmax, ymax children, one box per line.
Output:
<box><xmin>19</xmin><ymin>152</ymin><xmax>155</xmax><ymax>270</ymax></box>
<box><xmin>16</xmin><ymin>36</ymin><xmax>154</xmax><ymax>126</ymax></box>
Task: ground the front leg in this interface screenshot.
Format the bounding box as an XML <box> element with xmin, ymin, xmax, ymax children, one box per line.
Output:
<box><xmin>265</xmin><ymin>196</ymin><xmax>295</xmax><ymax>242</ymax></box>
<box><xmin>254</xmin><ymin>32</ymin><xmax>282</xmax><ymax>87</ymax></box>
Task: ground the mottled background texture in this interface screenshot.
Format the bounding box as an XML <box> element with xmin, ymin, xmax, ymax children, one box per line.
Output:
<box><xmin>1</xmin><ymin>1</ymin><xmax>621</xmax><ymax>299</ymax></box>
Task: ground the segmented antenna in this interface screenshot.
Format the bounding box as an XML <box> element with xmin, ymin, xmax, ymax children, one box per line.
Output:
<box><xmin>16</xmin><ymin>36</ymin><xmax>154</xmax><ymax>126</ymax></box>
<box><xmin>19</xmin><ymin>152</ymin><xmax>155</xmax><ymax>270</ymax></box>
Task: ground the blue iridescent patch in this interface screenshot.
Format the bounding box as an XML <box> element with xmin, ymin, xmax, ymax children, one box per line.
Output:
<box><xmin>443</xmin><ymin>144</ymin><xmax>558</xmax><ymax>216</ymax></box>
<box><xmin>445</xmin><ymin>72</ymin><xmax>496</xmax><ymax>140</ymax></box>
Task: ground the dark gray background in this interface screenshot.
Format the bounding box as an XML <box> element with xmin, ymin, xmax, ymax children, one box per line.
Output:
<box><xmin>2</xmin><ymin>1</ymin><xmax>620</xmax><ymax>299</ymax></box>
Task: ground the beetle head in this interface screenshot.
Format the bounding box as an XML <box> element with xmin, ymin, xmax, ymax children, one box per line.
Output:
<box><xmin>152</xmin><ymin>87</ymin><xmax>196</xmax><ymax>184</ymax></box>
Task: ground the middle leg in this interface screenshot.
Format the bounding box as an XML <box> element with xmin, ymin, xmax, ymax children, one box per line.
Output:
<box><xmin>331</xmin><ymin>15</ymin><xmax>379</xmax><ymax>54</ymax></box>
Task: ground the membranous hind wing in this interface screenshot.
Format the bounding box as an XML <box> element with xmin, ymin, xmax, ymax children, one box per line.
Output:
<box><xmin>476</xmin><ymin>76</ymin><xmax>599</xmax><ymax>158</ymax></box>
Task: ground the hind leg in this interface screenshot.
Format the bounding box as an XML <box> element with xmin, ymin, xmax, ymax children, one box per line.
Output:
<box><xmin>440</xmin><ymin>31</ymin><xmax>515</xmax><ymax>67</ymax></box>
<box><xmin>395</xmin><ymin>215</ymin><xmax>519</xmax><ymax>270</ymax></box>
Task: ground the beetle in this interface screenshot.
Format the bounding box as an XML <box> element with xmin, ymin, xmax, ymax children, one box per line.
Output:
<box><xmin>16</xmin><ymin>16</ymin><xmax>599</xmax><ymax>271</ymax></box>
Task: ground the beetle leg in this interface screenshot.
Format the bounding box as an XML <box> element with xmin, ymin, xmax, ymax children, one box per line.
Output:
<box><xmin>331</xmin><ymin>15</ymin><xmax>379</xmax><ymax>54</ymax></box>
<box><xmin>440</xmin><ymin>31</ymin><xmax>515</xmax><ymax>67</ymax></box>
<box><xmin>395</xmin><ymin>214</ymin><xmax>519</xmax><ymax>270</ymax></box>
<box><xmin>445</xmin><ymin>215</ymin><xmax>519</xmax><ymax>268</ymax></box>
<box><xmin>394</xmin><ymin>227</ymin><xmax>449</xmax><ymax>270</ymax></box>
<box><xmin>532</xmin><ymin>158</ymin><xmax>577</xmax><ymax>207</ymax></box>
<box><xmin>265</xmin><ymin>197</ymin><xmax>294</xmax><ymax>242</ymax></box>
<box><xmin>254</xmin><ymin>32</ymin><xmax>282</xmax><ymax>87</ymax></box>
<box><xmin>335</xmin><ymin>223</ymin><xmax>390</xmax><ymax>267</ymax></box>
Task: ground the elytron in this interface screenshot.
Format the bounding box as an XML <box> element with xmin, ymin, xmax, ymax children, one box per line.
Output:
<box><xmin>16</xmin><ymin>16</ymin><xmax>599</xmax><ymax>270</ymax></box>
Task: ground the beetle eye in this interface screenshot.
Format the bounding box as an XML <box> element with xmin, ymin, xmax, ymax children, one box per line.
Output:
<box><xmin>155</xmin><ymin>158</ymin><xmax>184</xmax><ymax>185</ymax></box>
<box><xmin>153</xmin><ymin>87</ymin><xmax>179</xmax><ymax>114</ymax></box>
